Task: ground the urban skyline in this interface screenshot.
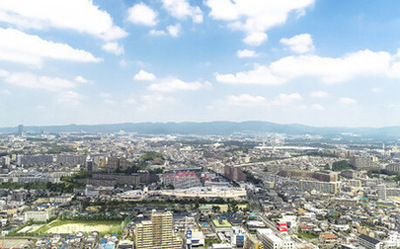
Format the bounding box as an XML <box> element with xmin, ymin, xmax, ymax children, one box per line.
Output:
<box><xmin>1</xmin><ymin>0</ymin><xmax>400</xmax><ymax>127</ymax></box>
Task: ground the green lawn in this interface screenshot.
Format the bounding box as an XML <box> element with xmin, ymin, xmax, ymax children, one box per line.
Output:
<box><xmin>297</xmin><ymin>232</ymin><xmax>319</xmax><ymax>239</ymax></box>
<box><xmin>34</xmin><ymin>219</ymin><xmax>124</xmax><ymax>235</ymax></box>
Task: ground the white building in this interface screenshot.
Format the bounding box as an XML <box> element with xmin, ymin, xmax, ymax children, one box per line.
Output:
<box><xmin>256</xmin><ymin>228</ymin><xmax>294</xmax><ymax>249</ymax></box>
<box><xmin>25</xmin><ymin>208</ymin><xmax>54</xmax><ymax>222</ymax></box>
<box><xmin>279</xmin><ymin>215</ymin><xmax>297</xmax><ymax>229</ymax></box>
<box><xmin>384</xmin><ymin>231</ymin><xmax>400</xmax><ymax>248</ymax></box>
<box><xmin>359</xmin><ymin>234</ymin><xmax>384</xmax><ymax>249</ymax></box>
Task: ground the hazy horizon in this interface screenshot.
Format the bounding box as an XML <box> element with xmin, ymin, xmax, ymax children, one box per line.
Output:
<box><xmin>2</xmin><ymin>120</ymin><xmax>400</xmax><ymax>130</ymax></box>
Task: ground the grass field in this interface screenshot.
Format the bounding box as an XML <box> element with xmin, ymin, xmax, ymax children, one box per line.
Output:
<box><xmin>34</xmin><ymin>220</ymin><xmax>124</xmax><ymax>235</ymax></box>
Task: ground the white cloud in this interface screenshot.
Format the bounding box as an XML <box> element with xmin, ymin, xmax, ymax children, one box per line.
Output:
<box><xmin>296</xmin><ymin>105</ymin><xmax>308</xmax><ymax>110</ymax></box>
<box><xmin>312</xmin><ymin>104</ymin><xmax>325</xmax><ymax>111</ymax></box>
<box><xmin>216</xmin><ymin>64</ymin><xmax>285</xmax><ymax>85</ymax></box>
<box><xmin>134</xmin><ymin>70</ymin><xmax>156</xmax><ymax>81</ymax></box>
<box><xmin>100</xmin><ymin>93</ymin><xmax>115</xmax><ymax>105</ymax></box>
<box><xmin>142</xmin><ymin>94</ymin><xmax>176</xmax><ymax>103</ymax></box>
<box><xmin>138</xmin><ymin>94</ymin><xmax>177</xmax><ymax>111</ymax></box>
<box><xmin>280</xmin><ymin>33</ymin><xmax>314</xmax><ymax>53</ymax></box>
<box><xmin>339</xmin><ymin>97</ymin><xmax>357</xmax><ymax>105</ymax></box>
<box><xmin>162</xmin><ymin>0</ymin><xmax>203</xmax><ymax>23</ymax></box>
<box><xmin>388</xmin><ymin>104</ymin><xmax>400</xmax><ymax>109</ymax></box>
<box><xmin>35</xmin><ymin>105</ymin><xmax>46</xmax><ymax>110</ymax></box>
<box><xmin>119</xmin><ymin>59</ymin><xmax>128</xmax><ymax>67</ymax></box>
<box><xmin>148</xmin><ymin>77</ymin><xmax>210</xmax><ymax>92</ymax></box>
<box><xmin>1</xmin><ymin>89</ymin><xmax>10</xmax><ymax>95</ymax></box>
<box><xmin>0</xmin><ymin>69</ymin><xmax>9</xmax><ymax>77</ymax></box>
<box><xmin>0</xmin><ymin>28</ymin><xmax>101</xmax><ymax>66</ymax></box>
<box><xmin>100</xmin><ymin>93</ymin><xmax>111</xmax><ymax>99</ymax></box>
<box><xmin>167</xmin><ymin>24</ymin><xmax>181</xmax><ymax>37</ymax></box>
<box><xmin>149</xmin><ymin>29</ymin><xmax>167</xmax><ymax>36</ymax></box>
<box><xmin>371</xmin><ymin>87</ymin><xmax>382</xmax><ymax>93</ymax></box>
<box><xmin>227</xmin><ymin>94</ymin><xmax>267</xmax><ymax>106</ymax></box>
<box><xmin>0</xmin><ymin>0</ymin><xmax>127</xmax><ymax>41</ymax></box>
<box><xmin>74</xmin><ymin>76</ymin><xmax>88</xmax><ymax>83</ymax></box>
<box><xmin>243</xmin><ymin>32</ymin><xmax>267</xmax><ymax>46</ymax></box>
<box><xmin>272</xmin><ymin>93</ymin><xmax>302</xmax><ymax>105</ymax></box>
<box><xmin>216</xmin><ymin>49</ymin><xmax>400</xmax><ymax>85</ymax></box>
<box><xmin>57</xmin><ymin>91</ymin><xmax>82</xmax><ymax>106</ymax></box>
<box><xmin>125</xmin><ymin>97</ymin><xmax>136</xmax><ymax>104</ymax></box>
<box><xmin>101</xmin><ymin>42</ymin><xmax>124</xmax><ymax>55</ymax></box>
<box><xmin>237</xmin><ymin>49</ymin><xmax>259</xmax><ymax>58</ymax></box>
<box><xmin>127</xmin><ymin>3</ymin><xmax>158</xmax><ymax>26</ymax></box>
<box><xmin>206</xmin><ymin>0</ymin><xmax>314</xmax><ymax>45</ymax></box>
<box><xmin>1</xmin><ymin>71</ymin><xmax>76</xmax><ymax>91</ymax></box>
<box><xmin>310</xmin><ymin>90</ymin><xmax>328</xmax><ymax>98</ymax></box>
<box><xmin>270</xmin><ymin>50</ymin><xmax>391</xmax><ymax>83</ymax></box>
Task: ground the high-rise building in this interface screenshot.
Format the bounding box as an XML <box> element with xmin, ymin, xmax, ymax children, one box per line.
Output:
<box><xmin>386</xmin><ymin>163</ymin><xmax>400</xmax><ymax>173</ymax></box>
<box><xmin>0</xmin><ymin>156</ymin><xmax>10</xmax><ymax>168</ymax></box>
<box><xmin>86</xmin><ymin>157</ymin><xmax>94</xmax><ymax>172</ymax></box>
<box><xmin>135</xmin><ymin>210</ymin><xmax>182</xmax><ymax>249</ymax></box>
<box><xmin>17</xmin><ymin>124</ymin><xmax>23</xmax><ymax>137</ymax></box>
<box><xmin>245</xmin><ymin>233</ymin><xmax>264</xmax><ymax>249</ymax></box>
<box><xmin>224</xmin><ymin>165</ymin><xmax>247</xmax><ymax>182</ymax></box>
<box><xmin>350</xmin><ymin>156</ymin><xmax>380</xmax><ymax>170</ymax></box>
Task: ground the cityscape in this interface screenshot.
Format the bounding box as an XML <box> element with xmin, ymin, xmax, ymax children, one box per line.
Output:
<box><xmin>0</xmin><ymin>124</ymin><xmax>400</xmax><ymax>248</ymax></box>
<box><xmin>1</xmin><ymin>0</ymin><xmax>400</xmax><ymax>248</ymax></box>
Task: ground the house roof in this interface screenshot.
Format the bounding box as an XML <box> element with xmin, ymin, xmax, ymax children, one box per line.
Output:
<box><xmin>322</xmin><ymin>234</ymin><xmax>338</xmax><ymax>239</ymax></box>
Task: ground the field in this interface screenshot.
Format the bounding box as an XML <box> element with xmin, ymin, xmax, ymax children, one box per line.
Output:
<box><xmin>2</xmin><ymin>238</ymin><xmax>32</xmax><ymax>248</ymax></box>
<box><xmin>34</xmin><ymin>220</ymin><xmax>123</xmax><ymax>235</ymax></box>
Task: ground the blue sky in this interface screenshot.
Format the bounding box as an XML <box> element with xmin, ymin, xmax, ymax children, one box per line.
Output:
<box><xmin>1</xmin><ymin>0</ymin><xmax>400</xmax><ymax>127</ymax></box>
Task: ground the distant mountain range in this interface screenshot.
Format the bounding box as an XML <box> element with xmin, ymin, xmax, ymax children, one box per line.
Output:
<box><xmin>1</xmin><ymin>121</ymin><xmax>400</xmax><ymax>140</ymax></box>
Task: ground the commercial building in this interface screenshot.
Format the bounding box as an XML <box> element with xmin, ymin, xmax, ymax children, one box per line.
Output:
<box><xmin>162</xmin><ymin>171</ymin><xmax>202</xmax><ymax>189</ymax></box>
<box><xmin>244</xmin><ymin>234</ymin><xmax>264</xmax><ymax>249</ymax></box>
<box><xmin>231</xmin><ymin>227</ymin><xmax>245</xmax><ymax>248</ymax></box>
<box><xmin>156</xmin><ymin>186</ymin><xmax>247</xmax><ymax>200</ymax></box>
<box><xmin>212</xmin><ymin>219</ymin><xmax>232</xmax><ymax>233</ymax></box>
<box><xmin>256</xmin><ymin>229</ymin><xmax>294</xmax><ymax>249</ymax></box>
<box><xmin>134</xmin><ymin>210</ymin><xmax>182</xmax><ymax>249</ymax></box>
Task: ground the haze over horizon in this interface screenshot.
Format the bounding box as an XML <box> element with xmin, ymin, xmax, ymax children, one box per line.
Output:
<box><xmin>1</xmin><ymin>1</ymin><xmax>400</xmax><ymax>128</ymax></box>
<box><xmin>3</xmin><ymin>120</ymin><xmax>400</xmax><ymax>130</ymax></box>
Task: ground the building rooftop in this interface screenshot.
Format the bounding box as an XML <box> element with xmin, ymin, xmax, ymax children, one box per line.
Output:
<box><xmin>212</xmin><ymin>219</ymin><xmax>232</xmax><ymax>228</ymax></box>
<box><xmin>359</xmin><ymin>234</ymin><xmax>380</xmax><ymax>245</ymax></box>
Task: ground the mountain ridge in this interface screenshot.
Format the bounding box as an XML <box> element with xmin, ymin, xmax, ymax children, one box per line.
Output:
<box><xmin>0</xmin><ymin>121</ymin><xmax>399</xmax><ymax>140</ymax></box>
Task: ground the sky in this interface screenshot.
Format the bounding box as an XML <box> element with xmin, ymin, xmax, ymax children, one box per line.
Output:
<box><xmin>1</xmin><ymin>0</ymin><xmax>400</xmax><ymax>128</ymax></box>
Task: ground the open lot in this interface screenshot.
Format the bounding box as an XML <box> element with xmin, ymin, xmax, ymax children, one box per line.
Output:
<box><xmin>35</xmin><ymin>220</ymin><xmax>123</xmax><ymax>235</ymax></box>
<box><xmin>2</xmin><ymin>238</ymin><xmax>33</xmax><ymax>248</ymax></box>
